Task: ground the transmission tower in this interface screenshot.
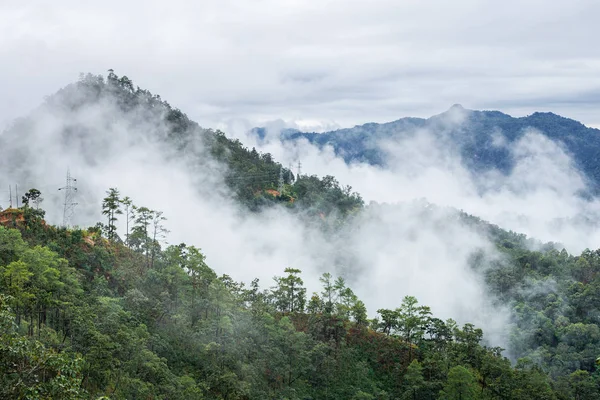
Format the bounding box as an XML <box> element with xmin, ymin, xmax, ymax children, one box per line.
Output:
<box><xmin>58</xmin><ymin>169</ymin><xmax>78</xmax><ymax>227</ymax></box>
<box><xmin>278</xmin><ymin>167</ymin><xmax>284</xmax><ymax>194</ymax></box>
<box><xmin>288</xmin><ymin>163</ymin><xmax>294</xmax><ymax>183</ymax></box>
<box><xmin>296</xmin><ymin>160</ymin><xmax>302</xmax><ymax>179</ymax></box>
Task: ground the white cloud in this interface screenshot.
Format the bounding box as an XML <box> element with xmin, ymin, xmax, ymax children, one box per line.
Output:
<box><xmin>240</xmin><ymin>110</ymin><xmax>600</xmax><ymax>253</ymax></box>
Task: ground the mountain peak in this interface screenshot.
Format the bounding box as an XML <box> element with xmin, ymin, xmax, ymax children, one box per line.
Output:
<box><xmin>449</xmin><ymin>103</ymin><xmax>465</xmax><ymax>111</ymax></box>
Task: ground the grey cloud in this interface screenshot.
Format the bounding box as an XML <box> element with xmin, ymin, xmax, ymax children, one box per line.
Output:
<box><xmin>2</xmin><ymin>0</ymin><xmax>600</xmax><ymax>129</ymax></box>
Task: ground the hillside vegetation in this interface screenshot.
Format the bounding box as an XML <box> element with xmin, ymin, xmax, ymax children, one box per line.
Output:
<box><xmin>0</xmin><ymin>71</ymin><xmax>363</xmax><ymax>218</ymax></box>
<box><xmin>1</xmin><ymin>199</ymin><xmax>598</xmax><ymax>399</ymax></box>
<box><xmin>1</xmin><ymin>73</ymin><xmax>599</xmax><ymax>399</ymax></box>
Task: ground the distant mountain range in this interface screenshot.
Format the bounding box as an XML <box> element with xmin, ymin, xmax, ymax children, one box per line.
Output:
<box><xmin>251</xmin><ymin>105</ymin><xmax>600</xmax><ymax>192</ymax></box>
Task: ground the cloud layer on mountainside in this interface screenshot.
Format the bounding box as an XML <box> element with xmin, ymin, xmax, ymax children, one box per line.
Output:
<box><xmin>236</xmin><ymin>110</ymin><xmax>600</xmax><ymax>253</ymax></box>
<box><xmin>0</xmin><ymin>87</ymin><xmax>512</xmax><ymax>348</ymax></box>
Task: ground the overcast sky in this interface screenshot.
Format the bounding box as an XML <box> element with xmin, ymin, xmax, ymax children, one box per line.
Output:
<box><xmin>2</xmin><ymin>0</ymin><xmax>600</xmax><ymax>132</ymax></box>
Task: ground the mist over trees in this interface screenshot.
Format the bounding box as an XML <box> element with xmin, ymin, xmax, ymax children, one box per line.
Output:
<box><xmin>1</xmin><ymin>187</ymin><xmax>599</xmax><ymax>398</ymax></box>
<box><xmin>0</xmin><ymin>72</ymin><xmax>599</xmax><ymax>398</ymax></box>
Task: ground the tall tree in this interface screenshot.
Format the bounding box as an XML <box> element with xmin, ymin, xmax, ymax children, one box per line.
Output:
<box><xmin>351</xmin><ymin>300</ymin><xmax>368</xmax><ymax>327</ymax></box>
<box><xmin>320</xmin><ymin>272</ymin><xmax>336</xmax><ymax>314</ymax></box>
<box><xmin>120</xmin><ymin>196</ymin><xmax>135</xmax><ymax>246</ymax></box>
<box><xmin>272</xmin><ymin>268</ymin><xmax>307</xmax><ymax>313</ymax></box>
<box><xmin>130</xmin><ymin>206</ymin><xmax>153</xmax><ymax>266</ymax></box>
<box><xmin>101</xmin><ymin>188</ymin><xmax>122</xmax><ymax>240</ymax></box>
<box><xmin>396</xmin><ymin>296</ymin><xmax>431</xmax><ymax>361</ymax></box>
<box><xmin>377</xmin><ymin>308</ymin><xmax>399</xmax><ymax>336</ymax></box>
<box><xmin>150</xmin><ymin>211</ymin><xmax>168</xmax><ymax>269</ymax></box>
<box><xmin>401</xmin><ymin>360</ymin><xmax>428</xmax><ymax>400</ymax></box>
<box><xmin>20</xmin><ymin>188</ymin><xmax>46</xmax><ymax>222</ymax></box>
<box><xmin>186</xmin><ymin>245</ymin><xmax>215</xmax><ymax>325</ymax></box>
<box><xmin>335</xmin><ymin>277</ymin><xmax>358</xmax><ymax>319</ymax></box>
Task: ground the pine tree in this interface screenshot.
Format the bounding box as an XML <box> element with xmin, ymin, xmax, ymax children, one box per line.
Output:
<box><xmin>101</xmin><ymin>188</ymin><xmax>122</xmax><ymax>240</ymax></box>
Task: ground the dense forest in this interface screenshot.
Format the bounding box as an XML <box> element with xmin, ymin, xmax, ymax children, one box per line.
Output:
<box><xmin>1</xmin><ymin>188</ymin><xmax>600</xmax><ymax>399</ymax></box>
<box><xmin>1</xmin><ymin>73</ymin><xmax>599</xmax><ymax>399</ymax></box>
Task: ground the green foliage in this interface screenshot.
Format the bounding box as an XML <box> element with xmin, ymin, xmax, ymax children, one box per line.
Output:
<box><xmin>292</xmin><ymin>174</ymin><xmax>364</xmax><ymax>221</ymax></box>
<box><xmin>0</xmin><ymin>224</ymin><xmax>27</xmax><ymax>265</ymax></box>
<box><xmin>102</xmin><ymin>187</ymin><xmax>122</xmax><ymax>240</ymax></box>
<box><xmin>439</xmin><ymin>365</ymin><xmax>479</xmax><ymax>400</ymax></box>
<box><xmin>0</xmin><ymin>295</ymin><xmax>86</xmax><ymax>399</ymax></box>
<box><xmin>2</xmin><ymin>211</ymin><xmax>594</xmax><ymax>399</ymax></box>
<box><xmin>272</xmin><ymin>268</ymin><xmax>307</xmax><ymax>313</ymax></box>
<box><xmin>401</xmin><ymin>360</ymin><xmax>427</xmax><ymax>400</ymax></box>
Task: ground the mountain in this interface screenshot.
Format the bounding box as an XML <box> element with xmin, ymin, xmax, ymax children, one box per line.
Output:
<box><xmin>0</xmin><ymin>72</ymin><xmax>363</xmax><ymax>220</ymax></box>
<box><xmin>253</xmin><ymin>105</ymin><xmax>600</xmax><ymax>191</ymax></box>
<box><xmin>1</xmin><ymin>72</ymin><xmax>600</xmax><ymax>398</ymax></box>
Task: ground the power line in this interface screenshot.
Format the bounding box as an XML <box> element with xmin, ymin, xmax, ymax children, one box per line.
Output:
<box><xmin>0</xmin><ymin>181</ymin><xmax>64</xmax><ymax>210</ymax></box>
<box><xmin>58</xmin><ymin>168</ymin><xmax>78</xmax><ymax>227</ymax></box>
<box><xmin>0</xmin><ymin>182</ymin><xmax>64</xmax><ymax>194</ymax></box>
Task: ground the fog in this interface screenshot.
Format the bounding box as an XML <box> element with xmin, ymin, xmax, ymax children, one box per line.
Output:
<box><xmin>233</xmin><ymin>108</ymin><xmax>600</xmax><ymax>254</ymax></box>
<box><xmin>6</xmin><ymin>81</ymin><xmax>599</xmax><ymax>352</ymax></box>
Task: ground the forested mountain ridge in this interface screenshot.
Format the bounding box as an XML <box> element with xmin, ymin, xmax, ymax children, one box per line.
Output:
<box><xmin>1</xmin><ymin>72</ymin><xmax>600</xmax><ymax>398</ymax></box>
<box><xmin>253</xmin><ymin>105</ymin><xmax>600</xmax><ymax>191</ymax></box>
<box><xmin>0</xmin><ymin>71</ymin><xmax>363</xmax><ymax>220</ymax></box>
